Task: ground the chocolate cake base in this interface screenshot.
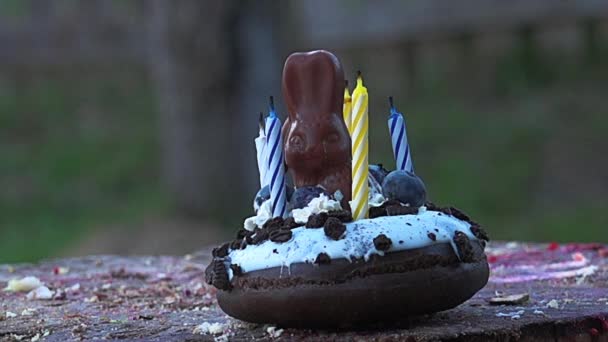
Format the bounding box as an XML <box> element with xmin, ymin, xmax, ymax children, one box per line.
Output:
<box><xmin>217</xmin><ymin>242</ymin><xmax>489</xmax><ymax>328</ymax></box>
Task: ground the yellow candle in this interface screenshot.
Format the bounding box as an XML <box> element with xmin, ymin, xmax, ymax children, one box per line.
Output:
<box><xmin>351</xmin><ymin>72</ymin><xmax>369</xmax><ymax>220</ymax></box>
<box><xmin>343</xmin><ymin>81</ymin><xmax>352</xmax><ymax>135</ymax></box>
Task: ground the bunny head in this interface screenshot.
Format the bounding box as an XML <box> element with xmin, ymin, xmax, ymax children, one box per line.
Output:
<box><xmin>281</xmin><ymin>50</ymin><xmax>352</xmax><ymax>203</ymax></box>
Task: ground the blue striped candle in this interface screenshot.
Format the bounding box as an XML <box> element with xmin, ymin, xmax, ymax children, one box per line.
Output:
<box><xmin>265</xmin><ymin>96</ymin><xmax>287</xmax><ymax>218</ymax></box>
<box><xmin>388</xmin><ymin>97</ymin><xmax>413</xmax><ymax>172</ymax></box>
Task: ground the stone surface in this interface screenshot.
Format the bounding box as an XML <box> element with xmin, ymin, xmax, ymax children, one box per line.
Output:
<box><xmin>0</xmin><ymin>242</ymin><xmax>607</xmax><ymax>341</ymax></box>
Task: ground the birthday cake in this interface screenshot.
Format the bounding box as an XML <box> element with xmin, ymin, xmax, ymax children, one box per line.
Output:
<box><xmin>205</xmin><ymin>50</ymin><xmax>489</xmax><ymax>328</ymax></box>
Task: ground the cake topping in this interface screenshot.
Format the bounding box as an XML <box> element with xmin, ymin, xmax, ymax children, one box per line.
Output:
<box><xmin>427</xmin><ymin>232</ymin><xmax>437</xmax><ymax>241</ymax></box>
<box><xmin>324</xmin><ymin>218</ymin><xmax>346</xmax><ymax>240</ymax></box>
<box><xmin>382</xmin><ymin>170</ymin><xmax>427</xmax><ymax>207</ymax></box>
<box><xmin>205</xmin><ymin>259</ymin><xmax>231</xmax><ymax>291</ymax></box>
<box><xmin>373</xmin><ymin>234</ymin><xmax>392</xmax><ymax>251</ymax></box>
<box><xmin>269</xmin><ymin>229</ymin><xmax>293</xmax><ymax>243</ymax></box>
<box><xmin>212</xmin><ymin>243</ymin><xmax>230</xmax><ymax>258</ymax></box>
<box><xmin>470</xmin><ymin>224</ymin><xmax>490</xmax><ymax>241</ymax></box>
<box><xmin>230</xmin><ymin>264</ymin><xmax>243</xmax><ymax>276</ymax></box>
<box><xmin>314</xmin><ymin>252</ymin><xmax>331</xmax><ymax>265</ymax></box>
<box><xmin>453</xmin><ymin>231</ymin><xmax>475</xmax><ymax>262</ymax></box>
<box><xmin>386</xmin><ymin>205</ymin><xmax>419</xmax><ymax>216</ymax></box>
<box><xmin>227</xmin><ymin>208</ymin><xmax>482</xmax><ymax>275</ymax></box>
<box><xmin>327</xmin><ymin>210</ymin><xmax>353</xmax><ymax>223</ymax></box>
<box><xmin>306</xmin><ymin>212</ymin><xmax>329</xmax><ymax>228</ymax></box>
<box><xmin>282</xmin><ymin>50</ymin><xmax>352</xmax><ymax>206</ymax></box>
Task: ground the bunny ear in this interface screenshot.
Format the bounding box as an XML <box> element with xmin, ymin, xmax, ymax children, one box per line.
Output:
<box><xmin>282</xmin><ymin>50</ymin><xmax>345</xmax><ymax>119</ymax></box>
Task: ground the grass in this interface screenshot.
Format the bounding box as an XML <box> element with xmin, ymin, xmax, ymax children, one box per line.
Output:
<box><xmin>0</xmin><ymin>67</ymin><xmax>168</xmax><ymax>262</ymax></box>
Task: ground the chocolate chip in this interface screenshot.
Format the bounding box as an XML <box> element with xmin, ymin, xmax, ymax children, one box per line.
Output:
<box><xmin>399</xmin><ymin>240</ymin><xmax>404</xmax><ymax>244</ymax></box>
<box><xmin>269</xmin><ymin>229</ymin><xmax>293</xmax><ymax>243</ymax></box>
<box><xmin>369</xmin><ymin>206</ymin><xmax>387</xmax><ymax>218</ymax></box>
<box><xmin>263</xmin><ymin>217</ymin><xmax>284</xmax><ymax>232</ymax></box>
<box><xmin>327</xmin><ymin>210</ymin><xmax>353</xmax><ymax>222</ymax></box>
<box><xmin>314</xmin><ymin>252</ymin><xmax>331</xmax><ymax>265</ymax></box>
<box><xmin>230</xmin><ymin>264</ymin><xmax>243</xmax><ymax>276</ymax></box>
<box><xmin>470</xmin><ymin>224</ymin><xmax>490</xmax><ymax>241</ymax></box>
<box><xmin>251</xmin><ymin>229</ymin><xmax>269</xmax><ymax>245</ymax></box>
<box><xmin>449</xmin><ymin>207</ymin><xmax>471</xmax><ymax>222</ymax></box>
<box><xmin>386</xmin><ymin>205</ymin><xmax>419</xmax><ymax>216</ymax></box>
<box><xmin>427</xmin><ymin>232</ymin><xmax>436</xmax><ymax>241</ymax></box>
<box><xmin>212</xmin><ymin>243</ymin><xmax>229</xmax><ymax>258</ymax></box>
<box><xmin>324</xmin><ymin>217</ymin><xmax>346</xmax><ymax>240</ymax></box>
<box><xmin>454</xmin><ymin>231</ymin><xmax>475</xmax><ymax>262</ymax></box>
<box><xmin>204</xmin><ymin>259</ymin><xmax>231</xmax><ymax>291</ymax></box>
<box><xmin>272</xmin><ymin>249</ymin><xmax>278</xmax><ymax>254</ymax></box>
<box><xmin>306</xmin><ymin>212</ymin><xmax>329</xmax><ymax>228</ymax></box>
<box><xmin>373</xmin><ymin>234</ymin><xmax>392</xmax><ymax>251</ymax></box>
<box><xmin>282</xmin><ymin>217</ymin><xmax>303</xmax><ymax>230</ymax></box>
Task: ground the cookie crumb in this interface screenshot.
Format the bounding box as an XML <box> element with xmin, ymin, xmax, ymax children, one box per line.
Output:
<box><xmin>269</xmin><ymin>229</ymin><xmax>293</xmax><ymax>243</ymax></box>
<box><xmin>314</xmin><ymin>252</ymin><xmax>331</xmax><ymax>265</ymax></box>
<box><xmin>212</xmin><ymin>243</ymin><xmax>230</xmax><ymax>258</ymax></box>
<box><xmin>230</xmin><ymin>264</ymin><xmax>243</xmax><ymax>276</ymax></box>
<box><xmin>373</xmin><ymin>234</ymin><xmax>392</xmax><ymax>251</ymax></box>
<box><xmin>324</xmin><ymin>217</ymin><xmax>346</xmax><ymax>240</ymax></box>
<box><xmin>454</xmin><ymin>231</ymin><xmax>475</xmax><ymax>262</ymax></box>
<box><xmin>306</xmin><ymin>212</ymin><xmax>329</xmax><ymax>228</ymax></box>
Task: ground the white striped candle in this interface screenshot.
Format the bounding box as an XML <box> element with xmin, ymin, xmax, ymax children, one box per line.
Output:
<box><xmin>265</xmin><ymin>96</ymin><xmax>287</xmax><ymax>218</ymax></box>
<box><xmin>255</xmin><ymin>112</ymin><xmax>269</xmax><ymax>188</ymax></box>
<box><xmin>388</xmin><ymin>97</ymin><xmax>413</xmax><ymax>172</ymax></box>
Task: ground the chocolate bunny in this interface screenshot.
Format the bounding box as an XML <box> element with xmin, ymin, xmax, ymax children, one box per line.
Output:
<box><xmin>281</xmin><ymin>50</ymin><xmax>352</xmax><ymax>205</ymax></box>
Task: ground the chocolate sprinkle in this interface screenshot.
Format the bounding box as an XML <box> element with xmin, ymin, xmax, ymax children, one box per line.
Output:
<box><xmin>314</xmin><ymin>252</ymin><xmax>331</xmax><ymax>265</ymax></box>
<box><xmin>453</xmin><ymin>231</ymin><xmax>475</xmax><ymax>262</ymax></box>
<box><xmin>427</xmin><ymin>232</ymin><xmax>437</xmax><ymax>241</ymax></box>
<box><xmin>373</xmin><ymin>234</ymin><xmax>392</xmax><ymax>251</ymax></box>
<box><xmin>212</xmin><ymin>243</ymin><xmax>229</xmax><ymax>258</ymax></box>
<box><xmin>324</xmin><ymin>217</ymin><xmax>346</xmax><ymax>240</ymax></box>
<box><xmin>306</xmin><ymin>212</ymin><xmax>329</xmax><ymax>228</ymax></box>
<box><xmin>269</xmin><ymin>229</ymin><xmax>293</xmax><ymax>243</ymax></box>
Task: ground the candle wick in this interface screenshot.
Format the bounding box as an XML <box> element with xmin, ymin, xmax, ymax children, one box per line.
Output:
<box><xmin>268</xmin><ymin>96</ymin><xmax>276</xmax><ymax>117</ymax></box>
<box><xmin>389</xmin><ymin>96</ymin><xmax>394</xmax><ymax>109</ymax></box>
<box><xmin>345</xmin><ymin>80</ymin><xmax>349</xmax><ymax>88</ymax></box>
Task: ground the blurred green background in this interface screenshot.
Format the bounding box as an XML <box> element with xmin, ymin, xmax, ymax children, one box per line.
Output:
<box><xmin>1</xmin><ymin>1</ymin><xmax>607</xmax><ymax>263</ymax></box>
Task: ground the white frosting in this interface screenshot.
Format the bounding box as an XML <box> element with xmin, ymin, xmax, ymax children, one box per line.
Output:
<box><xmin>244</xmin><ymin>199</ymin><xmax>273</xmax><ymax>231</ymax></box>
<box><xmin>291</xmin><ymin>194</ymin><xmax>342</xmax><ymax>224</ymax></box>
<box><xmin>228</xmin><ymin>207</ymin><xmax>478</xmax><ymax>275</ymax></box>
